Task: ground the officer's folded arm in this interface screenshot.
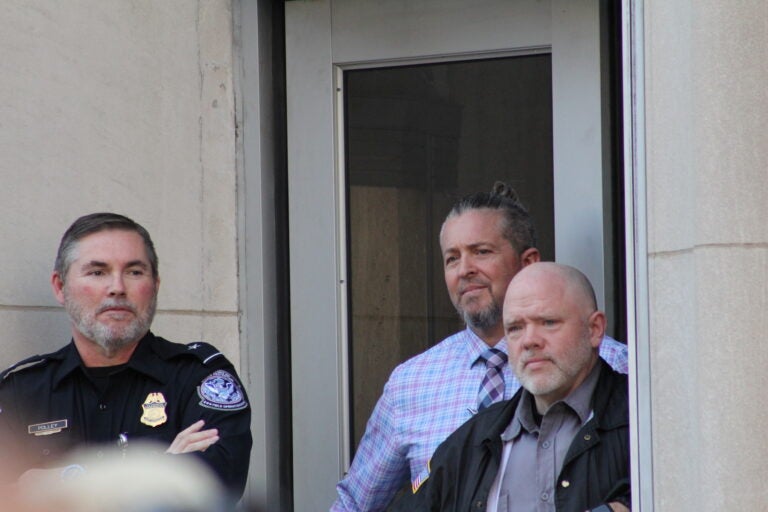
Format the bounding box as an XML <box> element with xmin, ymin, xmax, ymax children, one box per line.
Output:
<box><xmin>165</xmin><ymin>419</ymin><xmax>220</xmax><ymax>454</ymax></box>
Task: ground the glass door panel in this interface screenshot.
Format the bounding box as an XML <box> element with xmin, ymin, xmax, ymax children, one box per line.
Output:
<box><xmin>345</xmin><ymin>55</ymin><xmax>554</xmax><ymax>448</ymax></box>
<box><xmin>285</xmin><ymin>2</ymin><xmax>616</xmax><ymax>508</ymax></box>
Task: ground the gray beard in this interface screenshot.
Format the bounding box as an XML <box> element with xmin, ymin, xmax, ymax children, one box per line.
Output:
<box><xmin>64</xmin><ymin>294</ymin><xmax>157</xmax><ymax>356</ymax></box>
<box><xmin>458</xmin><ymin>301</ymin><xmax>502</xmax><ymax>332</ymax></box>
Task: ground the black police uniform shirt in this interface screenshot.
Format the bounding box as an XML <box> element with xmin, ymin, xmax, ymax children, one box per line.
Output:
<box><xmin>0</xmin><ymin>331</ymin><xmax>252</xmax><ymax>498</ymax></box>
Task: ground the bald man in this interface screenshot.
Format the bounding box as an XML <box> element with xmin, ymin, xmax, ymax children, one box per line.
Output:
<box><xmin>392</xmin><ymin>263</ymin><xmax>630</xmax><ymax>512</ymax></box>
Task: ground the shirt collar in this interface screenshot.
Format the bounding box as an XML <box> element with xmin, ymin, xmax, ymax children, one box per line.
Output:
<box><xmin>464</xmin><ymin>327</ymin><xmax>508</xmax><ymax>368</ymax></box>
<box><xmin>561</xmin><ymin>359</ymin><xmax>601</xmax><ymax>424</ymax></box>
<box><xmin>51</xmin><ymin>342</ymin><xmax>84</xmax><ymax>389</ymax></box>
<box><xmin>52</xmin><ymin>332</ymin><xmax>166</xmax><ymax>388</ymax></box>
<box><xmin>125</xmin><ymin>332</ymin><xmax>168</xmax><ymax>384</ymax></box>
<box><xmin>501</xmin><ymin>359</ymin><xmax>602</xmax><ymax>441</ymax></box>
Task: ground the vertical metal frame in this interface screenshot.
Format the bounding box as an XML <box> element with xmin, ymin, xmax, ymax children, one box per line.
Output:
<box><xmin>622</xmin><ymin>0</ymin><xmax>654</xmax><ymax>510</ymax></box>
<box><xmin>334</xmin><ymin>64</ymin><xmax>353</xmax><ymax>472</ymax></box>
<box><xmin>285</xmin><ymin>3</ymin><xmax>345</xmax><ymax>509</ymax></box>
<box><xmin>551</xmin><ymin>0</ymin><xmax>608</xmax><ymax>308</ymax></box>
<box><xmin>233</xmin><ymin>1</ymin><xmax>292</xmax><ymax>509</ymax></box>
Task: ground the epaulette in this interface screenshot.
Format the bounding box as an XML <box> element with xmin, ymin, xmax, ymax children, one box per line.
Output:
<box><xmin>182</xmin><ymin>342</ymin><xmax>225</xmax><ymax>366</ymax></box>
<box><xmin>0</xmin><ymin>354</ymin><xmax>50</xmax><ymax>382</ymax></box>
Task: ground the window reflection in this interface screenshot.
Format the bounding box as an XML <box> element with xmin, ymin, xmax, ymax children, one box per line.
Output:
<box><xmin>345</xmin><ymin>55</ymin><xmax>554</xmax><ymax>450</ymax></box>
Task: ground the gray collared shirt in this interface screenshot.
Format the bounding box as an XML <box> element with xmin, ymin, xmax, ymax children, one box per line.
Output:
<box><xmin>487</xmin><ymin>361</ymin><xmax>602</xmax><ymax>512</ymax></box>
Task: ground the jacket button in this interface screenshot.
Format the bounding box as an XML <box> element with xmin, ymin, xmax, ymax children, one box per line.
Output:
<box><xmin>474</xmin><ymin>500</ymin><xmax>485</xmax><ymax>509</ymax></box>
<box><xmin>561</xmin><ymin>480</ymin><xmax>570</xmax><ymax>488</ymax></box>
<box><xmin>98</xmin><ymin>403</ymin><xmax>107</xmax><ymax>411</ymax></box>
<box><xmin>583</xmin><ymin>434</ymin><xmax>591</xmax><ymax>441</ymax></box>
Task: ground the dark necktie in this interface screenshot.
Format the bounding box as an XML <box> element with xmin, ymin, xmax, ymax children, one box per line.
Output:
<box><xmin>477</xmin><ymin>348</ymin><xmax>508</xmax><ymax>411</ymax></box>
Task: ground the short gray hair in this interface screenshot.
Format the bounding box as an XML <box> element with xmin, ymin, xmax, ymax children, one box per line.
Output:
<box><xmin>54</xmin><ymin>212</ymin><xmax>158</xmax><ymax>281</ymax></box>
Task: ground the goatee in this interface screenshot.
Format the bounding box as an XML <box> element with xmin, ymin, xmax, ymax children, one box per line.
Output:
<box><xmin>64</xmin><ymin>293</ymin><xmax>157</xmax><ymax>357</ymax></box>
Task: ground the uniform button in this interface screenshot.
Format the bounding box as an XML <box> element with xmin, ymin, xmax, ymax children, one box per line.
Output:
<box><xmin>584</xmin><ymin>434</ymin><xmax>591</xmax><ymax>441</ymax></box>
<box><xmin>561</xmin><ymin>480</ymin><xmax>570</xmax><ymax>488</ymax></box>
<box><xmin>98</xmin><ymin>403</ymin><xmax>107</xmax><ymax>411</ymax></box>
<box><xmin>474</xmin><ymin>500</ymin><xmax>485</xmax><ymax>509</ymax></box>
<box><xmin>541</xmin><ymin>440</ymin><xmax>550</xmax><ymax>449</ymax></box>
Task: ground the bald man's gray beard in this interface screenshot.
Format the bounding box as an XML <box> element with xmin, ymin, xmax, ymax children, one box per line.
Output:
<box><xmin>456</xmin><ymin>300</ymin><xmax>502</xmax><ymax>332</ymax></box>
<box><xmin>64</xmin><ymin>292</ymin><xmax>157</xmax><ymax>355</ymax></box>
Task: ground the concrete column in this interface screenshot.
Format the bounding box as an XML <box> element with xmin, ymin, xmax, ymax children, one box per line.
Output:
<box><xmin>645</xmin><ymin>1</ymin><xmax>768</xmax><ymax>509</ymax></box>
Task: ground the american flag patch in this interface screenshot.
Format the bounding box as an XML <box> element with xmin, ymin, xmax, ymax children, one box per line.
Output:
<box><xmin>411</xmin><ymin>459</ymin><xmax>431</xmax><ymax>493</ymax></box>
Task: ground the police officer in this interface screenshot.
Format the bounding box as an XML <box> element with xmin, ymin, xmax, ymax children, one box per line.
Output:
<box><xmin>0</xmin><ymin>213</ymin><xmax>251</xmax><ymax>499</ymax></box>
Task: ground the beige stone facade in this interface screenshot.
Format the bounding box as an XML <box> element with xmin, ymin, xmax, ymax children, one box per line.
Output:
<box><xmin>645</xmin><ymin>1</ymin><xmax>768</xmax><ymax>509</ymax></box>
<box><xmin>0</xmin><ymin>0</ymin><xmax>240</xmax><ymax>368</ymax></box>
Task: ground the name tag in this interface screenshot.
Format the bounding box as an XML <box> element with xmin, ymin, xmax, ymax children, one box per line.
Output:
<box><xmin>28</xmin><ymin>419</ymin><xmax>68</xmax><ymax>436</ymax></box>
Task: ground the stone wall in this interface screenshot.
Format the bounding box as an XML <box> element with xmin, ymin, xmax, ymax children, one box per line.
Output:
<box><xmin>645</xmin><ymin>1</ymin><xmax>768</xmax><ymax>508</ymax></box>
<box><xmin>0</xmin><ymin>1</ymin><xmax>240</xmax><ymax>369</ymax></box>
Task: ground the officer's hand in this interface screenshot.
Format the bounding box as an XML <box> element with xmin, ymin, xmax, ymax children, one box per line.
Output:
<box><xmin>166</xmin><ymin>419</ymin><xmax>219</xmax><ymax>454</ymax></box>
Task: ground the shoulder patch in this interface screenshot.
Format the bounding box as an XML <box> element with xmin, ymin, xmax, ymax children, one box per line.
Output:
<box><xmin>197</xmin><ymin>370</ymin><xmax>248</xmax><ymax>411</ymax></box>
<box><xmin>0</xmin><ymin>355</ymin><xmax>49</xmax><ymax>382</ymax></box>
<box><xmin>184</xmin><ymin>342</ymin><xmax>224</xmax><ymax>365</ymax></box>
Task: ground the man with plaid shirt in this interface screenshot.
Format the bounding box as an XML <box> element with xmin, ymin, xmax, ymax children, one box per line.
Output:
<box><xmin>331</xmin><ymin>184</ymin><xmax>628</xmax><ymax>511</ymax></box>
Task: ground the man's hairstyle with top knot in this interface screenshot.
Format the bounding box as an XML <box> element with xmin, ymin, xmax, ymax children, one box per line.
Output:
<box><xmin>445</xmin><ymin>181</ymin><xmax>537</xmax><ymax>254</ymax></box>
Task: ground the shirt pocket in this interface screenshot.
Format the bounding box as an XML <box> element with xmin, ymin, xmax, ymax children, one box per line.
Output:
<box><xmin>25</xmin><ymin>420</ymin><xmax>77</xmax><ymax>467</ymax></box>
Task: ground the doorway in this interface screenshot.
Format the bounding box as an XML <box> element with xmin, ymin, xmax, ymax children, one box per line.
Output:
<box><xmin>284</xmin><ymin>1</ymin><xmax>622</xmax><ymax>508</ymax></box>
